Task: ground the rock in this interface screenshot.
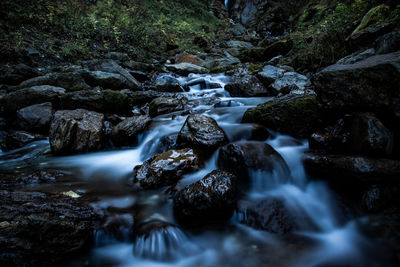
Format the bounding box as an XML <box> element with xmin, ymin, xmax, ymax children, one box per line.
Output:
<box><xmin>237</xmin><ymin>198</ymin><xmax>300</xmax><ymax>234</ymax></box>
<box><xmin>103</xmin><ymin>89</ymin><xmax>134</xmax><ymax>114</ymax></box>
<box><xmin>272</xmin><ymin>72</ymin><xmax>311</xmax><ymax>94</ymax></box>
<box><xmin>183</xmin><ymin>78</ymin><xmax>222</xmax><ymax>90</ymax></box>
<box><xmin>303</xmin><ymin>152</ymin><xmax>400</xmax><ymax>183</ymax></box>
<box><xmin>129</xmin><ymin>70</ymin><xmax>150</xmax><ymax>82</ymax></box>
<box><xmin>49</xmin><ymin>109</ymin><xmax>104</xmax><ymax>154</ymax></box>
<box><xmin>165</xmin><ymin>63</ymin><xmax>209</xmax><ymax>76</ymax></box>
<box><xmin>313</xmin><ymin>52</ymin><xmax>400</xmax><ymax>118</ymax></box>
<box><xmin>0</xmin><ymin>170</ymin><xmax>65</xmax><ymax>189</ymax></box>
<box><xmin>347</xmin><ymin>23</ymin><xmax>394</xmax><ymax>50</ymax></box>
<box><xmin>257</xmin><ymin>65</ymin><xmax>285</xmax><ymax>87</ymax></box>
<box><xmin>16</xmin><ymin>102</ymin><xmax>53</xmax><ymax>132</ymax></box>
<box><xmin>350</xmin><ymin>112</ymin><xmax>394</xmax><ymax>156</ymax></box>
<box><xmin>153</xmin><ymin>134</ymin><xmax>179</xmax><ymax>155</ymax></box>
<box><xmin>111</xmin><ymin>115</ymin><xmax>151</xmax><ymax>146</ymax></box>
<box><xmin>2</xmin><ymin>85</ymin><xmax>65</xmax><ymax>114</ymax></box>
<box><xmin>60</xmin><ymin>89</ymin><xmax>105</xmax><ymax>112</ymax></box>
<box><xmin>0</xmin><ymin>131</ymin><xmax>45</xmax><ymax>152</ymax></box>
<box><xmin>351</xmin><ymin>5</ymin><xmax>390</xmax><ymax>37</ymax></box>
<box><xmin>122</xmin><ymin>61</ymin><xmax>155</xmax><ymax>72</ymax></box>
<box><xmin>240</xmin><ymin>40</ymin><xmax>293</xmax><ymax>62</ymax></box>
<box><xmin>154</xmin><ymin>74</ymin><xmax>183</xmax><ymax>92</ymax></box>
<box><xmin>123</xmin><ymin>90</ymin><xmax>173</xmax><ymax>107</ymax></box>
<box><xmin>175</xmin><ymin>52</ymin><xmax>205</xmax><ymax>66</ymax></box>
<box><xmin>19</xmin><ymin>72</ymin><xmax>90</xmax><ymax>91</ymax></box>
<box><xmin>336</xmin><ymin>48</ymin><xmax>376</xmax><ymax>65</ymax></box>
<box><xmin>0</xmin><ymin>64</ymin><xmax>40</xmax><ymax>85</ymax></box>
<box><xmin>224</xmin><ymin>75</ymin><xmax>274</xmax><ymax>97</ymax></box>
<box><xmin>375</xmin><ymin>31</ymin><xmax>400</xmax><ymax>55</ymax></box>
<box><xmin>0</xmin><ymin>190</ymin><xmax>99</xmax><ymax>266</ymax></box>
<box><xmin>177</xmin><ymin>114</ymin><xmax>228</xmax><ymax>150</ymax></box>
<box><xmin>82</xmin><ymin>71</ymin><xmax>134</xmax><ymax>90</ymax></box>
<box><xmin>218</xmin><ymin>141</ymin><xmax>290</xmax><ymax>180</ymax></box>
<box><xmin>149</xmin><ymin>97</ymin><xmax>185</xmax><ymax>117</ymax></box>
<box><xmin>174</xmin><ymin>170</ymin><xmax>237</xmax><ymax>223</ymax></box>
<box><xmin>226</xmin><ymin>40</ymin><xmax>254</xmax><ymax>49</ymax></box>
<box><xmin>133</xmin><ymin>148</ymin><xmax>200</xmax><ymax>189</ymax></box>
<box><xmin>242</xmin><ymin>95</ymin><xmax>320</xmax><ymax>138</ymax></box>
<box><xmin>229</xmin><ymin>124</ymin><xmax>270</xmax><ymax>142</ymax></box>
<box><xmin>105</xmin><ymin>52</ymin><xmax>130</xmax><ymax>62</ymax></box>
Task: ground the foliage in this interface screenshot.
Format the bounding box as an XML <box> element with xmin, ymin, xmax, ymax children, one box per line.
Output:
<box><xmin>0</xmin><ymin>0</ymin><xmax>224</xmax><ymax>63</ymax></box>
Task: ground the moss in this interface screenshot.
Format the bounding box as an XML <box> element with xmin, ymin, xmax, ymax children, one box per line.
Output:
<box><xmin>103</xmin><ymin>89</ymin><xmax>132</xmax><ymax>113</ymax></box>
<box><xmin>352</xmin><ymin>4</ymin><xmax>390</xmax><ymax>35</ymax></box>
<box><xmin>242</xmin><ymin>95</ymin><xmax>320</xmax><ymax>138</ymax></box>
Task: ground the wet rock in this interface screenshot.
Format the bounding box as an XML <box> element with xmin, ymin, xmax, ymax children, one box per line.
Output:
<box><xmin>129</xmin><ymin>70</ymin><xmax>150</xmax><ymax>82</ymax></box>
<box><xmin>237</xmin><ymin>198</ymin><xmax>299</xmax><ymax>234</ymax></box>
<box><xmin>19</xmin><ymin>72</ymin><xmax>90</xmax><ymax>91</ymax></box>
<box><xmin>351</xmin><ymin>113</ymin><xmax>394</xmax><ymax>156</ymax></box>
<box><xmin>49</xmin><ymin>109</ymin><xmax>104</xmax><ymax>154</ymax></box>
<box><xmin>177</xmin><ymin>114</ymin><xmax>228</xmax><ymax>151</ymax></box>
<box><xmin>122</xmin><ymin>90</ymin><xmax>172</xmax><ymax>107</ymax></box>
<box><xmin>165</xmin><ymin>63</ymin><xmax>209</xmax><ymax>76</ymax></box>
<box><xmin>17</xmin><ymin>102</ymin><xmax>53</xmax><ymax>132</ymax></box>
<box><xmin>111</xmin><ymin>115</ymin><xmax>151</xmax><ymax>146</ymax></box>
<box><xmin>149</xmin><ymin>97</ymin><xmax>185</xmax><ymax>118</ymax></box>
<box><xmin>303</xmin><ymin>152</ymin><xmax>400</xmax><ymax>183</ymax></box>
<box><xmin>0</xmin><ymin>131</ymin><xmax>45</xmax><ymax>152</ymax></box>
<box><xmin>229</xmin><ymin>124</ymin><xmax>270</xmax><ymax>142</ymax></box>
<box><xmin>82</xmin><ymin>71</ymin><xmax>135</xmax><ymax>90</ymax></box>
<box><xmin>103</xmin><ymin>90</ymin><xmax>134</xmax><ymax>114</ymax></box>
<box><xmin>183</xmin><ymin>78</ymin><xmax>222</xmax><ymax>90</ymax></box>
<box><xmin>2</xmin><ymin>85</ymin><xmax>65</xmax><ymax>114</ymax></box>
<box><xmin>133</xmin><ymin>148</ymin><xmax>200</xmax><ymax>189</ymax></box>
<box><xmin>174</xmin><ymin>170</ymin><xmax>237</xmax><ymax>223</ymax></box>
<box><xmin>218</xmin><ymin>141</ymin><xmax>290</xmax><ymax>180</ymax></box>
<box><xmin>313</xmin><ymin>51</ymin><xmax>400</xmax><ymax>118</ymax></box>
<box><xmin>60</xmin><ymin>89</ymin><xmax>105</xmax><ymax>112</ymax></box>
<box><xmin>0</xmin><ymin>190</ymin><xmax>100</xmax><ymax>266</ymax></box>
<box><xmin>348</xmin><ymin>23</ymin><xmax>394</xmax><ymax>50</ymax></box>
<box><xmin>257</xmin><ymin>65</ymin><xmax>285</xmax><ymax>88</ymax></box>
<box><xmin>155</xmin><ymin>134</ymin><xmax>179</xmax><ymax>154</ymax></box>
<box><xmin>272</xmin><ymin>72</ymin><xmax>311</xmax><ymax>94</ymax></box>
<box><xmin>0</xmin><ymin>64</ymin><xmax>40</xmax><ymax>85</ymax></box>
<box><xmin>375</xmin><ymin>31</ymin><xmax>400</xmax><ymax>55</ymax></box>
<box><xmin>224</xmin><ymin>75</ymin><xmax>273</xmax><ymax>97</ymax></box>
<box><xmin>0</xmin><ymin>170</ymin><xmax>66</xmax><ymax>189</ymax></box>
<box><xmin>154</xmin><ymin>74</ymin><xmax>183</xmax><ymax>92</ymax></box>
<box><xmin>242</xmin><ymin>95</ymin><xmax>320</xmax><ymax>138</ymax></box>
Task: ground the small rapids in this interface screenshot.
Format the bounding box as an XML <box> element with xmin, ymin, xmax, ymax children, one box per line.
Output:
<box><xmin>0</xmin><ymin>73</ymin><xmax>373</xmax><ymax>267</ymax></box>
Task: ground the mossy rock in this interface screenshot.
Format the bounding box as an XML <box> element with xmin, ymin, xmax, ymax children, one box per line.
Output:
<box><xmin>103</xmin><ymin>89</ymin><xmax>132</xmax><ymax>113</ymax></box>
<box><xmin>352</xmin><ymin>5</ymin><xmax>390</xmax><ymax>36</ymax></box>
<box><xmin>241</xmin><ymin>95</ymin><xmax>320</xmax><ymax>138</ymax></box>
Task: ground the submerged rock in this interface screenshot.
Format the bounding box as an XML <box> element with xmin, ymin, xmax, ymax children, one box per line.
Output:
<box><xmin>133</xmin><ymin>148</ymin><xmax>200</xmax><ymax>189</ymax></box>
<box><xmin>177</xmin><ymin>114</ymin><xmax>228</xmax><ymax>151</ymax></box>
<box><xmin>242</xmin><ymin>95</ymin><xmax>320</xmax><ymax>138</ymax></box>
<box><xmin>49</xmin><ymin>109</ymin><xmax>104</xmax><ymax>154</ymax></box>
<box><xmin>174</xmin><ymin>170</ymin><xmax>237</xmax><ymax>223</ymax></box>
<box><xmin>17</xmin><ymin>102</ymin><xmax>53</xmax><ymax>132</ymax></box>
<box><xmin>0</xmin><ymin>190</ymin><xmax>100</xmax><ymax>266</ymax></box>
<box><xmin>218</xmin><ymin>141</ymin><xmax>290</xmax><ymax>180</ymax></box>
<box><xmin>111</xmin><ymin>115</ymin><xmax>151</xmax><ymax>146</ymax></box>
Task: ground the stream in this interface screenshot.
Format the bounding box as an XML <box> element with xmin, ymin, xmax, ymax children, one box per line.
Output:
<box><xmin>0</xmin><ymin>73</ymin><xmax>376</xmax><ymax>267</ymax></box>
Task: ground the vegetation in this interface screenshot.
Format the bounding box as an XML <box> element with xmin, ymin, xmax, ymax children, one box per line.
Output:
<box><xmin>0</xmin><ymin>0</ymin><xmax>225</xmax><ymax>63</ymax></box>
<box><xmin>287</xmin><ymin>0</ymin><xmax>400</xmax><ymax>70</ymax></box>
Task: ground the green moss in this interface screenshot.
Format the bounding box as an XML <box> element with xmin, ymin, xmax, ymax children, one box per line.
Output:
<box><xmin>103</xmin><ymin>89</ymin><xmax>132</xmax><ymax>113</ymax></box>
<box><xmin>352</xmin><ymin>4</ymin><xmax>390</xmax><ymax>35</ymax></box>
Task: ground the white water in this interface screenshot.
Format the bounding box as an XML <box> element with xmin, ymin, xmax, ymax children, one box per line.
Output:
<box><xmin>1</xmin><ymin>73</ymin><xmax>370</xmax><ymax>266</ymax></box>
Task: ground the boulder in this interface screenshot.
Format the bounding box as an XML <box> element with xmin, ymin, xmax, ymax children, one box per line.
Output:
<box><xmin>303</xmin><ymin>152</ymin><xmax>400</xmax><ymax>183</ymax></box>
<box><xmin>165</xmin><ymin>63</ymin><xmax>209</xmax><ymax>76</ymax></box>
<box><xmin>149</xmin><ymin>97</ymin><xmax>185</xmax><ymax>117</ymax></box>
<box><xmin>313</xmin><ymin>52</ymin><xmax>400</xmax><ymax>118</ymax></box>
<box><xmin>174</xmin><ymin>170</ymin><xmax>237</xmax><ymax>223</ymax></box>
<box><xmin>0</xmin><ymin>131</ymin><xmax>45</xmax><ymax>152</ymax></box>
<box><xmin>0</xmin><ymin>190</ymin><xmax>99</xmax><ymax>266</ymax></box>
<box><xmin>257</xmin><ymin>65</ymin><xmax>285</xmax><ymax>87</ymax></box>
<box><xmin>133</xmin><ymin>148</ymin><xmax>200</xmax><ymax>189</ymax></box>
<box><xmin>17</xmin><ymin>102</ymin><xmax>53</xmax><ymax>132</ymax></box>
<box><xmin>2</xmin><ymin>85</ymin><xmax>65</xmax><ymax>114</ymax></box>
<box><xmin>49</xmin><ymin>109</ymin><xmax>104</xmax><ymax>154</ymax></box>
<box><xmin>175</xmin><ymin>52</ymin><xmax>205</xmax><ymax>66</ymax></box>
<box><xmin>19</xmin><ymin>72</ymin><xmax>90</xmax><ymax>91</ymax></box>
<box><xmin>177</xmin><ymin>114</ymin><xmax>228</xmax><ymax>150</ymax></box>
<box><xmin>0</xmin><ymin>63</ymin><xmax>40</xmax><ymax>85</ymax></box>
<box><xmin>60</xmin><ymin>89</ymin><xmax>105</xmax><ymax>112</ymax></box>
<box><xmin>242</xmin><ymin>95</ymin><xmax>320</xmax><ymax>138</ymax></box>
<box><xmin>218</xmin><ymin>141</ymin><xmax>290</xmax><ymax>180</ymax></box>
<box><xmin>105</xmin><ymin>52</ymin><xmax>130</xmax><ymax>62</ymax></box>
<box><xmin>82</xmin><ymin>71</ymin><xmax>135</xmax><ymax>90</ymax></box>
<box><xmin>272</xmin><ymin>72</ymin><xmax>311</xmax><ymax>94</ymax></box>
<box><xmin>123</xmin><ymin>90</ymin><xmax>173</xmax><ymax>107</ymax></box>
<box><xmin>111</xmin><ymin>115</ymin><xmax>151</xmax><ymax>146</ymax></box>
<box><xmin>375</xmin><ymin>31</ymin><xmax>400</xmax><ymax>55</ymax></box>
<box><xmin>224</xmin><ymin>75</ymin><xmax>274</xmax><ymax>97</ymax></box>
<box><xmin>154</xmin><ymin>74</ymin><xmax>183</xmax><ymax>92</ymax></box>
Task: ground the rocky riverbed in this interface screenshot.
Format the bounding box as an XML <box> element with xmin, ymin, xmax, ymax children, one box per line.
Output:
<box><xmin>1</xmin><ymin>0</ymin><xmax>400</xmax><ymax>266</ymax></box>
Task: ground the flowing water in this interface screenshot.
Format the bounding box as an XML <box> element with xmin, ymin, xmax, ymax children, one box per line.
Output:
<box><xmin>0</xmin><ymin>73</ymin><xmax>377</xmax><ymax>266</ymax></box>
